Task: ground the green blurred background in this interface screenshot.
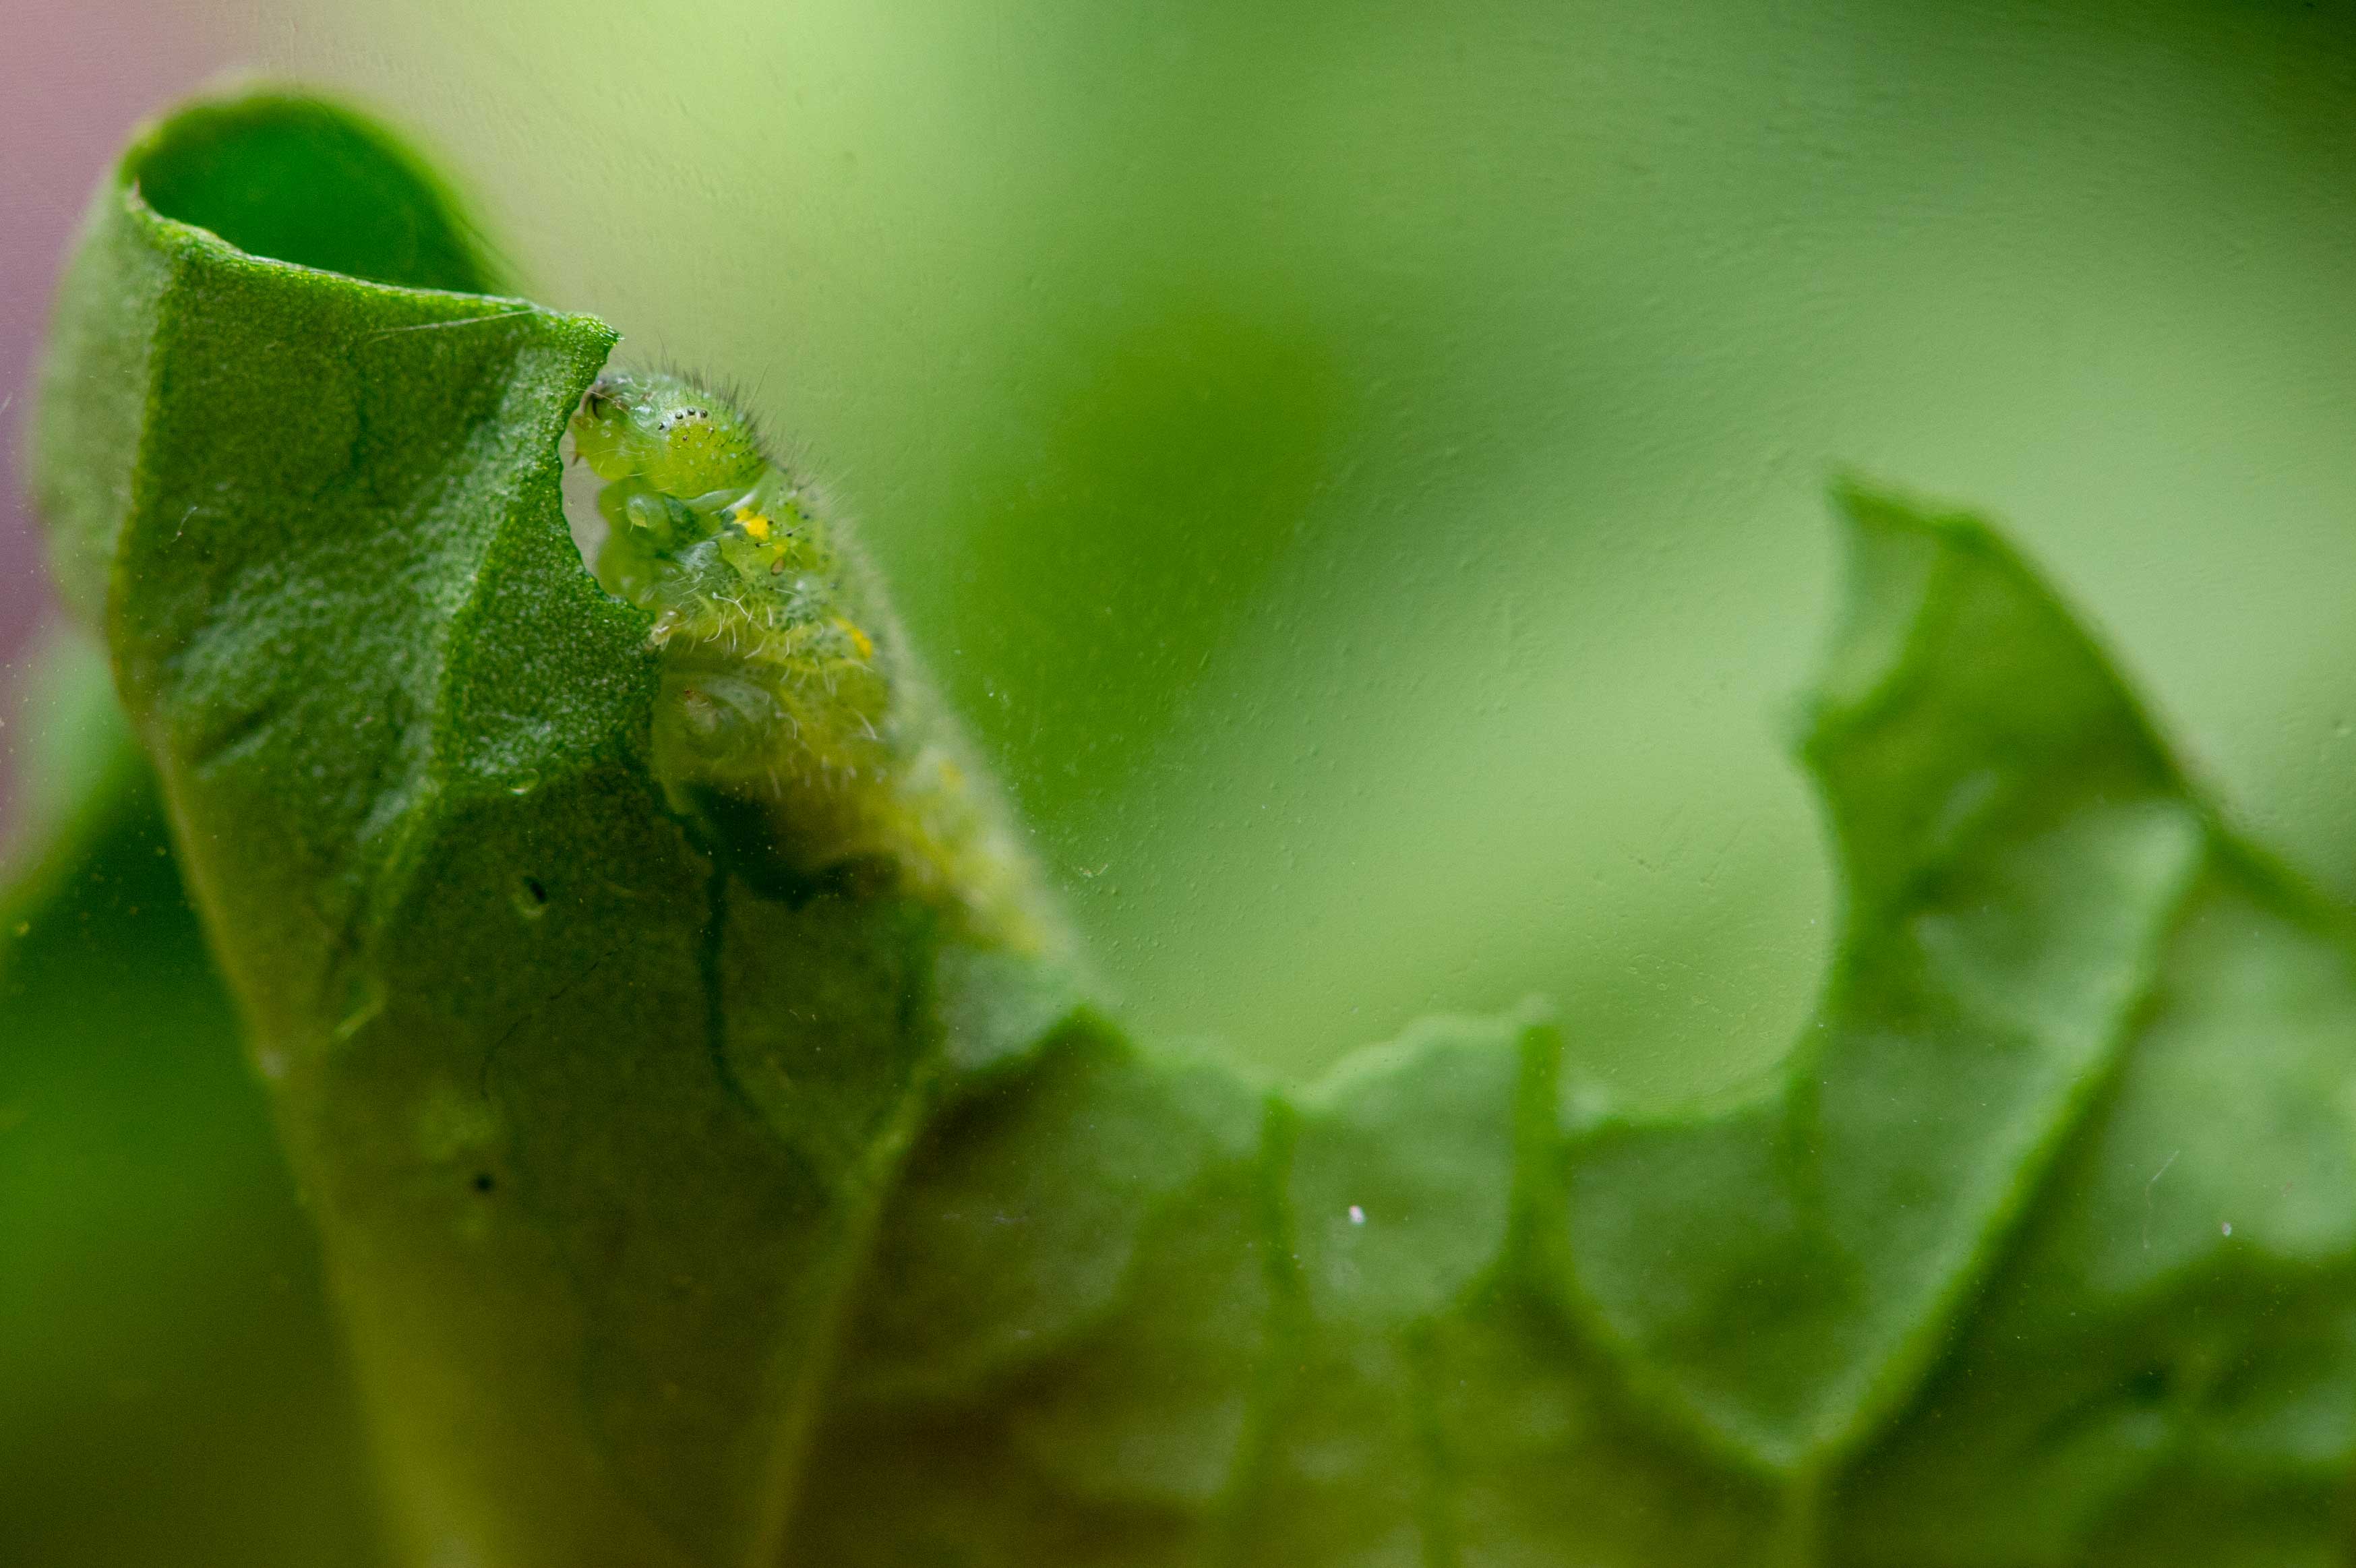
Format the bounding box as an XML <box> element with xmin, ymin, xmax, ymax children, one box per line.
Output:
<box><xmin>7</xmin><ymin>0</ymin><xmax>2356</xmax><ymax>1561</ymax></box>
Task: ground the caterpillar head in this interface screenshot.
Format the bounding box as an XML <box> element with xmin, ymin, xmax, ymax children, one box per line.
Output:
<box><xmin>571</xmin><ymin>370</ymin><xmax>765</xmax><ymax>499</ymax></box>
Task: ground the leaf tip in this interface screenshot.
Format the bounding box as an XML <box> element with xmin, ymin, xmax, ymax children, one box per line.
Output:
<box><xmin>1803</xmin><ymin>476</ymin><xmax>1979</xmax><ymax>744</ymax></box>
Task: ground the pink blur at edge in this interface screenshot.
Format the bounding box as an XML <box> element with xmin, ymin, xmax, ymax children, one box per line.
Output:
<box><xmin>0</xmin><ymin>0</ymin><xmax>254</xmax><ymax>832</ymax></box>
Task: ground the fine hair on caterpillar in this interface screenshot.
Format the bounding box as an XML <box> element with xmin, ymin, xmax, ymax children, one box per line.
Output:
<box><xmin>568</xmin><ymin>367</ymin><xmax>1052</xmax><ymax>952</ymax></box>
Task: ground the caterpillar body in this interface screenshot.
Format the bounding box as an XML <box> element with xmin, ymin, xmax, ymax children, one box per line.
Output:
<box><xmin>570</xmin><ymin>370</ymin><xmax>1051</xmax><ymax>952</ymax></box>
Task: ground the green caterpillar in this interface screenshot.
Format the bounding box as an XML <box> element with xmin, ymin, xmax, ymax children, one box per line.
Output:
<box><xmin>570</xmin><ymin>370</ymin><xmax>1053</xmax><ymax>952</ymax></box>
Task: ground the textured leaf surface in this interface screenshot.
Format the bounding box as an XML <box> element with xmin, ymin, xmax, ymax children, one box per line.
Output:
<box><xmin>28</xmin><ymin>88</ymin><xmax>2356</xmax><ymax>1567</ymax></box>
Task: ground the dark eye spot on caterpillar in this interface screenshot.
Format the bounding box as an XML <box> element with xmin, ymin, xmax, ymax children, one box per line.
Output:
<box><xmin>568</xmin><ymin>369</ymin><xmax>1055</xmax><ymax>952</ymax></box>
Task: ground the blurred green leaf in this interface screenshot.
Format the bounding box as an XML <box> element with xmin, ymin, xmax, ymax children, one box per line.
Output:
<box><xmin>28</xmin><ymin>86</ymin><xmax>2356</xmax><ymax>1568</ymax></box>
<box><xmin>0</xmin><ymin>626</ymin><xmax>379</xmax><ymax>1568</ymax></box>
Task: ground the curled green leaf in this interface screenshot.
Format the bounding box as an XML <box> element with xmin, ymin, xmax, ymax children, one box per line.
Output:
<box><xmin>30</xmin><ymin>86</ymin><xmax>2356</xmax><ymax>1568</ymax></box>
